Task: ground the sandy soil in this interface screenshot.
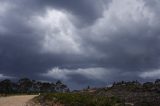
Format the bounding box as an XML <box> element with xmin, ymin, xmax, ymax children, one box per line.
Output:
<box><xmin>0</xmin><ymin>95</ymin><xmax>38</xmax><ymax>106</ymax></box>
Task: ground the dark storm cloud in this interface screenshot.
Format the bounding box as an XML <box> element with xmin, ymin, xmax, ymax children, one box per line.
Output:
<box><xmin>90</xmin><ymin>28</ymin><xmax>160</xmax><ymax>71</ymax></box>
<box><xmin>3</xmin><ymin>0</ymin><xmax>109</xmax><ymax>26</ymax></box>
<box><xmin>35</xmin><ymin>0</ymin><xmax>112</xmax><ymax>25</ymax></box>
<box><xmin>0</xmin><ymin>0</ymin><xmax>160</xmax><ymax>89</ymax></box>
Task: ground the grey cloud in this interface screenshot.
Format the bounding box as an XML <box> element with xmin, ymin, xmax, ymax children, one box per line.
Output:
<box><xmin>3</xmin><ymin>0</ymin><xmax>110</xmax><ymax>27</ymax></box>
<box><xmin>35</xmin><ymin>0</ymin><xmax>108</xmax><ymax>25</ymax></box>
<box><xmin>0</xmin><ymin>0</ymin><xmax>160</xmax><ymax>89</ymax></box>
<box><xmin>81</xmin><ymin>0</ymin><xmax>160</xmax><ymax>72</ymax></box>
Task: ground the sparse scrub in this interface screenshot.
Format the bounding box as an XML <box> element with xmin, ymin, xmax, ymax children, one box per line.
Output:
<box><xmin>33</xmin><ymin>79</ymin><xmax>160</xmax><ymax>106</ymax></box>
<box><xmin>35</xmin><ymin>93</ymin><xmax>122</xmax><ymax>106</ymax></box>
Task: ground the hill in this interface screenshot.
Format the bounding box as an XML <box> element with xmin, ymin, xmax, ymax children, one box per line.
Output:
<box><xmin>34</xmin><ymin>80</ymin><xmax>160</xmax><ymax>106</ymax></box>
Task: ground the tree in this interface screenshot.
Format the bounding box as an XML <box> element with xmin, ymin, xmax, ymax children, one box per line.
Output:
<box><xmin>0</xmin><ymin>79</ymin><xmax>13</xmax><ymax>94</ymax></box>
<box><xmin>155</xmin><ymin>79</ymin><xmax>160</xmax><ymax>85</ymax></box>
<box><xmin>18</xmin><ymin>78</ymin><xmax>33</xmax><ymax>93</ymax></box>
<box><xmin>143</xmin><ymin>82</ymin><xmax>153</xmax><ymax>91</ymax></box>
<box><xmin>56</xmin><ymin>80</ymin><xmax>62</xmax><ymax>85</ymax></box>
<box><xmin>40</xmin><ymin>82</ymin><xmax>51</xmax><ymax>92</ymax></box>
<box><xmin>0</xmin><ymin>78</ymin><xmax>69</xmax><ymax>94</ymax></box>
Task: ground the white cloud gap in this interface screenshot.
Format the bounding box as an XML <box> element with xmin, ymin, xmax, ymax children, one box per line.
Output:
<box><xmin>0</xmin><ymin>74</ymin><xmax>14</xmax><ymax>79</ymax></box>
<box><xmin>41</xmin><ymin>67</ymin><xmax>110</xmax><ymax>81</ymax></box>
<box><xmin>30</xmin><ymin>9</ymin><xmax>82</xmax><ymax>55</ymax></box>
<box><xmin>140</xmin><ymin>69</ymin><xmax>160</xmax><ymax>79</ymax></box>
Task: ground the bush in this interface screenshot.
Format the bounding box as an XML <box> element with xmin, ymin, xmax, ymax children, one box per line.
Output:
<box><xmin>36</xmin><ymin>93</ymin><xmax>122</xmax><ymax>106</ymax></box>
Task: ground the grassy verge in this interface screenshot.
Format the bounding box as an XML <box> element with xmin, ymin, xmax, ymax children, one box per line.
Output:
<box><xmin>34</xmin><ymin>93</ymin><xmax>123</xmax><ymax>106</ymax></box>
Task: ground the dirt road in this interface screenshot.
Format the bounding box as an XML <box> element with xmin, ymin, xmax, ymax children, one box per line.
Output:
<box><xmin>0</xmin><ymin>95</ymin><xmax>38</xmax><ymax>106</ymax></box>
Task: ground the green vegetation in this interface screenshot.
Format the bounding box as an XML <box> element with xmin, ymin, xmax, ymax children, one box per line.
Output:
<box><xmin>35</xmin><ymin>93</ymin><xmax>122</xmax><ymax>106</ymax></box>
<box><xmin>34</xmin><ymin>79</ymin><xmax>160</xmax><ymax>106</ymax></box>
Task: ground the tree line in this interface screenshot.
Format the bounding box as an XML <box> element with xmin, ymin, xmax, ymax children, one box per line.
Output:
<box><xmin>111</xmin><ymin>79</ymin><xmax>160</xmax><ymax>92</ymax></box>
<box><xmin>0</xmin><ymin>78</ymin><xmax>69</xmax><ymax>94</ymax></box>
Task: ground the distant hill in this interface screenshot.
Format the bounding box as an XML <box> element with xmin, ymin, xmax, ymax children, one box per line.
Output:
<box><xmin>34</xmin><ymin>79</ymin><xmax>160</xmax><ymax>106</ymax></box>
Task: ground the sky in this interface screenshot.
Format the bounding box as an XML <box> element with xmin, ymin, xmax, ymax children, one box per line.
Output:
<box><xmin>0</xmin><ymin>0</ymin><xmax>160</xmax><ymax>89</ymax></box>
